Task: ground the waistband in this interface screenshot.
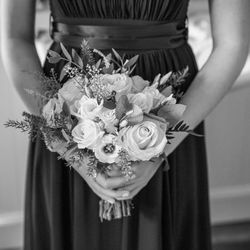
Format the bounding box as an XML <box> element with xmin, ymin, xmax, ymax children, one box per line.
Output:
<box><xmin>50</xmin><ymin>17</ymin><xmax>188</xmax><ymax>50</ymax></box>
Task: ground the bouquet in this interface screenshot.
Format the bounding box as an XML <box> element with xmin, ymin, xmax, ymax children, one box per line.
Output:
<box><xmin>5</xmin><ymin>40</ymin><xmax>199</xmax><ymax>221</ymax></box>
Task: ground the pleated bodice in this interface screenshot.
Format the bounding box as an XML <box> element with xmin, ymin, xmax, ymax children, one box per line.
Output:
<box><xmin>50</xmin><ymin>0</ymin><xmax>189</xmax><ymax>22</ymax></box>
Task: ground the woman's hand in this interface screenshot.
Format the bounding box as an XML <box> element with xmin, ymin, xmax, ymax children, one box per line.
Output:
<box><xmin>73</xmin><ymin>158</ymin><xmax>130</xmax><ymax>204</ymax></box>
<box><xmin>109</xmin><ymin>157</ymin><xmax>164</xmax><ymax>200</ymax></box>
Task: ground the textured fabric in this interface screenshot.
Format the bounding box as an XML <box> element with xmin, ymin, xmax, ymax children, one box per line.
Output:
<box><xmin>24</xmin><ymin>1</ymin><xmax>212</xmax><ymax>250</ymax></box>
<box><xmin>51</xmin><ymin>19</ymin><xmax>188</xmax><ymax>50</ymax></box>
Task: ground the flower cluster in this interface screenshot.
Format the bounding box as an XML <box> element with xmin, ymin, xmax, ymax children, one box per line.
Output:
<box><xmin>45</xmin><ymin>72</ymin><xmax>177</xmax><ymax>166</ymax></box>
<box><xmin>6</xmin><ymin>41</ymin><xmax>193</xmax><ymax>221</ymax></box>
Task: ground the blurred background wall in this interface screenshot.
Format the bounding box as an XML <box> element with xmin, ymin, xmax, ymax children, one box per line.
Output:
<box><xmin>0</xmin><ymin>0</ymin><xmax>250</xmax><ymax>248</ymax></box>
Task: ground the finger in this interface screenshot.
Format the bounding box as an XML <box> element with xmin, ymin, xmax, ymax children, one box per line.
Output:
<box><xmin>91</xmin><ymin>177</ymin><xmax>130</xmax><ymax>199</ymax></box>
<box><xmin>107</xmin><ymin>169</ymin><xmax>123</xmax><ymax>177</ymax></box>
<box><xmin>95</xmin><ymin>173</ymin><xmax>129</xmax><ymax>189</ymax></box>
<box><xmin>115</xmin><ymin>177</ymin><xmax>147</xmax><ymax>193</ymax></box>
<box><xmin>77</xmin><ymin>165</ymin><xmax>130</xmax><ymax>200</ymax></box>
<box><xmin>88</xmin><ymin>181</ymin><xmax>116</xmax><ymax>204</ymax></box>
<box><xmin>115</xmin><ymin>179</ymin><xmax>148</xmax><ymax>200</ymax></box>
<box><xmin>77</xmin><ymin>168</ymin><xmax>118</xmax><ymax>203</ymax></box>
<box><xmin>106</xmin><ymin>164</ymin><xmax>123</xmax><ymax>177</ymax></box>
<box><xmin>106</xmin><ymin>176</ymin><xmax>130</xmax><ymax>189</ymax></box>
<box><xmin>117</xmin><ymin>182</ymin><xmax>139</xmax><ymax>191</ymax></box>
<box><xmin>116</xmin><ymin>185</ymin><xmax>144</xmax><ymax>200</ymax></box>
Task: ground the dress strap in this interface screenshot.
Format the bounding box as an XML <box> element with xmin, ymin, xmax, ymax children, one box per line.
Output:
<box><xmin>50</xmin><ymin>17</ymin><xmax>188</xmax><ymax>50</ymax></box>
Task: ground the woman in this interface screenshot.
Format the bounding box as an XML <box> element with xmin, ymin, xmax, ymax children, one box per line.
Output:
<box><xmin>1</xmin><ymin>0</ymin><xmax>249</xmax><ymax>250</ymax></box>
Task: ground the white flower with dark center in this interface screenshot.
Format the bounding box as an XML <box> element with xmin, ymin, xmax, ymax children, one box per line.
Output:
<box><xmin>93</xmin><ymin>134</ymin><xmax>121</xmax><ymax>164</ymax></box>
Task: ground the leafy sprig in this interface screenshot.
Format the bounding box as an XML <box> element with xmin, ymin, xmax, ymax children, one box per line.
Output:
<box><xmin>157</xmin><ymin>66</ymin><xmax>189</xmax><ymax>99</ymax></box>
<box><xmin>80</xmin><ymin>40</ymin><xmax>95</xmax><ymax>66</ymax></box>
<box><xmin>47</xmin><ymin>43</ymin><xmax>87</xmax><ymax>81</ymax></box>
<box><xmin>34</xmin><ymin>69</ymin><xmax>61</xmax><ymax>99</ymax></box>
<box><xmin>116</xmin><ymin>149</ymin><xmax>134</xmax><ymax>179</ymax></box>
<box><xmin>4</xmin><ymin>112</ymin><xmax>46</xmax><ymax>141</ymax></box>
<box><xmin>86</xmin><ymin>152</ymin><xmax>112</xmax><ymax>178</ymax></box>
<box><xmin>47</xmin><ymin>40</ymin><xmax>140</xmax><ymax>84</ymax></box>
<box><xmin>166</xmin><ymin>120</ymin><xmax>203</xmax><ymax>143</ymax></box>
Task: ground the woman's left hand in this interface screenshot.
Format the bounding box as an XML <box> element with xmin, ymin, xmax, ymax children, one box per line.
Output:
<box><xmin>108</xmin><ymin>157</ymin><xmax>164</xmax><ymax>200</ymax></box>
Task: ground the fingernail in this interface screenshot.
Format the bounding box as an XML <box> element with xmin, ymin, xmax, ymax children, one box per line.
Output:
<box><xmin>124</xmin><ymin>175</ymin><xmax>136</xmax><ymax>183</ymax></box>
<box><xmin>120</xmin><ymin>191</ymin><xmax>129</xmax><ymax>197</ymax></box>
<box><xmin>130</xmin><ymin>174</ymin><xmax>136</xmax><ymax>180</ymax></box>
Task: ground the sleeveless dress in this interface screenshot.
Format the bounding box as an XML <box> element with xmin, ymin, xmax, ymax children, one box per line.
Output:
<box><xmin>24</xmin><ymin>1</ymin><xmax>212</xmax><ymax>250</ymax></box>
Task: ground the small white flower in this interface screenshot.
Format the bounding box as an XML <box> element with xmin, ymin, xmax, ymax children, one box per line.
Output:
<box><xmin>42</xmin><ymin>94</ymin><xmax>64</xmax><ymax>127</ymax></box>
<box><xmin>94</xmin><ymin>134</ymin><xmax>121</xmax><ymax>164</ymax></box>
<box><xmin>101</xmin><ymin>73</ymin><xmax>133</xmax><ymax>100</ymax></box>
<box><xmin>58</xmin><ymin>77</ymin><xmax>83</xmax><ymax>107</ymax></box>
<box><xmin>98</xmin><ymin>108</ymin><xmax>118</xmax><ymax>133</ymax></box>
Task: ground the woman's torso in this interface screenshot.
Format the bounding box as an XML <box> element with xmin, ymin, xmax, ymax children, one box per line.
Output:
<box><xmin>47</xmin><ymin>0</ymin><xmax>196</xmax><ymax>84</ymax></box>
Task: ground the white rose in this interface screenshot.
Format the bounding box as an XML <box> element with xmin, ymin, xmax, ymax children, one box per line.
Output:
<box><xmin>93</xmin><ymin>134</ymin><xmax>121</xmax><ymax>164</ymax></box>
<box><xmin>71</xmin><ymin>95</ymin><xmax>103</xmax><ymax>121</ymax></box>
<box><xmin>118</xmin><ymin>119</ymin><xmax>167</xmax><ymax>161</ymax></box>
<box><xmin>72</xmin><ymin>119</ymin><xmax>104</xmax><ymax>149</ymax></box>
<box><xmin>98</xmin><ymin>108</ymin><xmax>118</xmax><ymax>133</ymax></box>
<box><xmin>142</xmin><ymin>86</ymin><xmax>167</xmax><ymax>109</ymax></box>
<box><xmin>125</xmin><ymin>104</ymin><xmax>144</xmax><ymax>125</ymax></box>
<box><xmin>128</xmin><ymin>92</ymin><xmax>154</xmax><ymax>113</ymax></box>
<box><xmin>131</xmin><ymin>75</ymin><xmax>150</xmax><ymax>93</ymax></box>
<box><xmin>42</xmin><ymin>94</ymin><xmax>64</xmax><ymax>127</ymax></box>
<box><xmin>58</xmin><ymin>77</ymin><xmax>84</xmax><ymax>106</ymax></box>
<box><xmin>101</xmin><ymin>73</ymin><xmax>133</xmax><ymax>100</ymax></box>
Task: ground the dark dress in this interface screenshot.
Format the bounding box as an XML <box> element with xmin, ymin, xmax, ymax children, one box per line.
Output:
<box><xmin>24</xmin><ymin>0</ymin><xmax>212</xmax><ymax>249</ymax></box>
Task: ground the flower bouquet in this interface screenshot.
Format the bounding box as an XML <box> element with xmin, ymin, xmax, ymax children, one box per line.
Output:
<box><xmin>5</xmin><ymin>40</ymin><xmax>199</xmax><ymax>221</ymax></box>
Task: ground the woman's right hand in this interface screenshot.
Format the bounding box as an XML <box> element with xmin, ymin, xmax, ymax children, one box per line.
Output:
<box><xmin>73</xmin><ymin>159</ymin><xmax>130</xmax><ymax>204</ymax></box>
<box><xmin>46</xmin><ymin>140</ymin><xmax>130</xmax><ymax>204</ymax></box>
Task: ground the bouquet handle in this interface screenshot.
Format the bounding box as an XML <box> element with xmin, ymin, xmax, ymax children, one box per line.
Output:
<box><xmin>99</xmin><ymin>199</ymin><xmax>133</xmax><ymax>222</ymax></box>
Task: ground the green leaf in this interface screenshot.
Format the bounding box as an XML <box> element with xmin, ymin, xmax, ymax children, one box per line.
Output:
<box><xmin>47</xmin><ymin>56</ymin><xmax>61</xmax><ymax>64</ymax></box>
<box><xmin>103</xmin><ymin>63</ymin><xmax>114</xmax><ymax>74</ymax></box>
<box><xmin>105</xmin><ymin>53</ymin><xmax>112</xmax><ymax>62</ymax></box>
<box><xmin>60</xmin><ymin>62</ymin><xmax>70</xmax><ymax>82</ymax></box>
<box><xmin>103</xmin><ymin>98</ymin><xmax>116</xmax><ymax>109</ymax></box>
<box><xmin>129</xmin><ymin>64</ymin><xmax>137</xmax><ymax>74</ymax></box>
<box><xmin>60</xmin><ymin>43</ymin><xmax>72</xmax><ymax>61</ymax></box>
<box><xmin>187</xmin><ymin>131</ymin><xmax>204</xmax><ymax>137</ymax></box>
<box><xmin>81</xmin><ymin>40</ymin><xmax>94</xmax><ymax>65</ymax></box>
<box><xmin>115</xmin><ymin>95</ymin><xmax>133</xmax><ymax>120</ymax></box>
<box><xmin>48</xmin><ymin>50</ymin><xmax>61</xmax><ymax>58</ymax></box>
<box><xmin>160</xmin><ymin>72</ymin><xmax>172</xmax><ymax>85</ymax></box>
<box><xmin>95</xmin><ymin>59</ymin><xmax>102</xmax><ymax>69</ymax></box>
<box><xmin>124</xmin><ymin>55</ymin><xmax>139</xmax><ymax>69</ymax></box>
<box><xmin>47</xmin><ymin>50</ymin><xmax>62</xmax><ymax>64</ymax></box>
<box><xmin>112</xmin><ymin>48</ymin><xmax>122</xmax><ymax>62</ymax></box>
<box><xmin>62</xmin><ymin>102</ymin><xmax>71</xmax><ymax>117</ymax></box>
<box><xmin>72</xmin><ymin>49</ymin><xmax>83</xmax><ymax>68</ymax></box>
<box><xmin>167</xmin><ymin>120</ymin><xmax>203</xmax><ymax>137</ymax></box>
<box><xmin>174</xmin><ymin>120</ymin><xmax>184</xmax><ymax>130</ymax></box>
<box><xmin>183</xmin><ymin>66</ymin><xmax>189</xmax><ymax>76</ymax></box>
